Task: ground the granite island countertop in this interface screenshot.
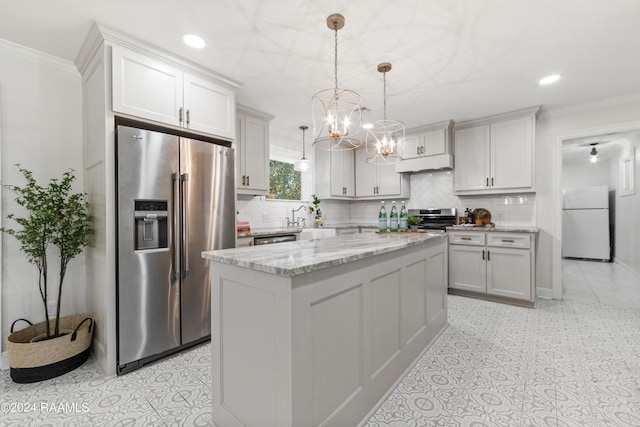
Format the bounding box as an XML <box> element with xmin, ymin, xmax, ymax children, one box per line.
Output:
<box><xmin>204</xmin><ymin>233</ymin><xmax>446</xmax><ymax>277</ymax></box>
<box><xmin>446</xmin><ymin>225</ymin><xmax>539</xmax><ymax>233</ymax></box>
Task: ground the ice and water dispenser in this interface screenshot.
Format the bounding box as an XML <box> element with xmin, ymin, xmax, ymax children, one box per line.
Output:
<box><xmin>134</xmin><ymin>200</ymin><xmax>169</xmax><ymax>251</ymax></box>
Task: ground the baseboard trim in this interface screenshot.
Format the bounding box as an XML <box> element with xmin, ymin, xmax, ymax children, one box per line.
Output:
<box><xmin>614</xmin><ymin>259</ymin><xmax>640</xmax><ymax>283</ymax></box>
<box><xmin>536</xmin><ymin>287</ymin><xmax>554</xmax><ymax>299</ymax></box>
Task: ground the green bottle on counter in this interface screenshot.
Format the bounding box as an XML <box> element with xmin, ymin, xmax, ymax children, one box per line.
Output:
<box><xmin>378</xmin><ymin>201</ymin><xmax>387</xmax><ymax>232</ymax></box>
<box><xmin>399</xmin><ymin>201</ymin><xmax>408</xmax><ymax>231</ymax></box>
<box><xmin>389</xmin><ymin>201</ymin><xmax>399</xmax><ymax>232</ymax></box>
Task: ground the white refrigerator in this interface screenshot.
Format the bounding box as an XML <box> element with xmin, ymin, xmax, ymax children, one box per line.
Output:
<box><xmin>562</xmin><ymin>185</ymin><xmax>611</xmax><ymax>261</ymax></box>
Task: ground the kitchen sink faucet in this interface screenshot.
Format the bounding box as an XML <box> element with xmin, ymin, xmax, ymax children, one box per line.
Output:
<box><xmin>288</xmin><ymin>205</ymin><xmax>307</xmax><ymax>228</ymax></box>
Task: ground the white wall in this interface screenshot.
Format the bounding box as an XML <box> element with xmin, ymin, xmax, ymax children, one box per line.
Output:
<box><xmin>611</xmin><ymin>133</ymin><xmax>640</xmax><ymax>278</ymax></box>
<box><xmin>0</xmin><ymin>40</ymin><xmax>84</xmax><ymax>357</ymax></box>
<box><xmin>562</xmin><ymin>158</ymin><xmax>612</xmax><ymax>189</ymax></box>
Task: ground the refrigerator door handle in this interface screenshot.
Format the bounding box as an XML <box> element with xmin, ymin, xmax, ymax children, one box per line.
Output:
<box><xmin>172</xmin><ymin>172</ymin><xmax>181</xmax><ymax>281</ymax></box>
<box><xmin>181</xmin><ymin>173</ymin><xmax>189</xmax><ymax>278</ymax></box>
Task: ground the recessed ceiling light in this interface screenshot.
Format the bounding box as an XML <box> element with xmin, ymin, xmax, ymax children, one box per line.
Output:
<box><xmin>539</xmin><ymin>74</ymin><xmax>560</xmax><ymax>85</ymax></box>
<box><xmin>182</xmin><ymin>34</ymin><xmax>205</xmax><ymax>49</ymax></box>
<box><xmin>363</xmin><ymin>123</ymin><xmax>374</xmax><ymax>130</ymax></box>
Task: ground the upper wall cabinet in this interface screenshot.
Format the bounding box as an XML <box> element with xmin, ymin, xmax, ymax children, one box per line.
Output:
<box><xmin>236</xmin><ymin>106</ymin><xmax>273</xmax><ymax>196</ymax></box>
<box><xmin>453</xmin><ymin>107</ymin><xmax>540</xmax><ymax>195</ymax></box>
<box><xmin>315</xmin><ymin>149</ymin><xmax>355</xmax><ymax>200</ymax></box>
<box><xmin>355</xmin><ymin>148</ymin><xmax>410</xmax><ymax>199</ymax></box>
<box><xmin>112</xmin><ymin>45</ymin><xmax>236</xmax><ymax>140</ymax></box>
<box><xmin>395</xmin><ymin>120</ymin><xmax>454</xmax><ymax>173</ymax></box>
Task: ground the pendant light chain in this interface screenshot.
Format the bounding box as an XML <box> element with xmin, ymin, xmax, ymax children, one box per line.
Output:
<box><xmin>383</xmin><ymin>70</ymin><xmax>387</xmax><ymax>122</ymax></box>
<box><xmin>333</xmin><ymin>21</ymin><xmax>339</xmax><ymax>98</ymax></box>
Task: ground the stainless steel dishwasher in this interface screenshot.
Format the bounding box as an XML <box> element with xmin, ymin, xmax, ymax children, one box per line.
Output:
<box><xmin>253</xmin><ymin>234</ymin><xmax>297</xmax><ymax>245</ymax></box>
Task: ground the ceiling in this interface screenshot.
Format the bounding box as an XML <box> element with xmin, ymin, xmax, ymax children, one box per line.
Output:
<box><xmin>2</xmin><ymin>0</ymin><xmax>640</xmax><ymax>143</ymax></box>
<box><xmin>563</xmin><ymin>130</ymin><xmax>639</xmax><ymax>163</ymax></box>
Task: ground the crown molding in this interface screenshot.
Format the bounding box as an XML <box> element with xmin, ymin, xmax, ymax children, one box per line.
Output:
<box><xmin>539</xmin><ymin>92</ymin><xmax>640</xmax><ymax>120</ymax></box>
<box><xmin>0</xmin><ymin>38</ymin><xmax>77</xmax><ymax>74</ymax></box>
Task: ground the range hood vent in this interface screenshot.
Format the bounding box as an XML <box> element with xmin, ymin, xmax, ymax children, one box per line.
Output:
<box><xmin>395</xmin><ymin>154</ymin><xmax>453</xmax><ymax>173</ymax></box>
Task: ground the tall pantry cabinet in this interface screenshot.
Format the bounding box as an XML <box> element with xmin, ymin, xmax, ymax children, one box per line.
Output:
<box><xmin>75</xmin><ymin>23</ymin><xmax>239</xmax><ymax>376</ymax></box>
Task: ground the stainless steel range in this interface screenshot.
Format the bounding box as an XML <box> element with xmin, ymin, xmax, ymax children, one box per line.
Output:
<box><xmin>408</xmin><ymin>208</ymin><xmax>457</xmax><ymax>232</ymax></box>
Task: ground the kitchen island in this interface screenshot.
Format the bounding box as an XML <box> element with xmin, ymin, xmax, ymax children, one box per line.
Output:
<box><xmin>202</xmin><ymin>233</ymin><xmax>448</xmax><ymax>427</ymax></box>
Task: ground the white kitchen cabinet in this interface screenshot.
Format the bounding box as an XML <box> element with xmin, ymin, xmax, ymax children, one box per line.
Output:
<box><xmin>112</xmin><ymin>45</ymin><xmax>236</xmax><ymax>139</ymax></box>
<box><xmin>315</xmin><ymin>149</ymin><xmax>355</xmax><ymax>199</ymax></box>
<box><xmin>395</xmin><ymin>120</ymin><xmax>454</xmax><ymax>173</ymax></box>
<box><xmin>448</xmin><ymin>244</ymin><xmax>487</xmax><ymax>293</ymax></box>
<box><xmin>236</xmin><ymin>106</ymin><xmax>273</xmax><ymax>195</ymax></box>
<box><xmin>448</xmin><ymin>231</ymin><xmax>536</xmax><ymax>305</ymax></box>
<box><xmin>355</xmin><ymin>148</ymin><xmax>410</xmax><ymax>199</ymax></box>
<box><xmin>453</xmin><ymin>108</ymin><xmax>539</xmax><ymax>194</ymax></box>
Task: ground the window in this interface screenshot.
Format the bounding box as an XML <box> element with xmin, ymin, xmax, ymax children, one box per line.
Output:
<box><xmin>269</xmin><ymin>160</ymin><xmax>301</xmax><ymax>200</ymax></box>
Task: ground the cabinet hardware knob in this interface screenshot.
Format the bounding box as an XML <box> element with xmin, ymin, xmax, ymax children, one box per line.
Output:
<box><xmin>482</xmin><ymin>250</ymin><xmax>485</xmax><ymax>260</ymax></box>
<box><xmin>486</xmin><ymin>177</ymin><xmax>489</xmax><ymax>187</ymax></box>
<box><xmin>491</xmin><ymin>177</ymin><xmax>494</xmax><ymax>186</ymax></box>
<box><xmin>186</xmin><ymin>109</ymin><xmax>191</xmax><ymax>125</ymax></box>
<box><xmin>242</xmin><ymin>175</ymin><xmax>246</xmax><ymax>186</ymax></box>
<box><xmin>487</xmin><ymin>250</ymin><xmax>490</xmax><ymax>261</ymax></box>
<box><xmin>502</xmin><ymin>239</ymin><xmax>514</xmax><ymax>243</ymax></box>
<box><xmin>247</xmin><ymin>175</ymin><xmax>250</xmax><ymax>186</ymax></box>
<box><xmin>461</xmin><ymin>237</ymin><xmax>471</xmax><ymax>240</ymax></box>
<box><xmin>179</xmin><ymin>107</ymin><xmax>184</xmax><ymax>123</ymax></box>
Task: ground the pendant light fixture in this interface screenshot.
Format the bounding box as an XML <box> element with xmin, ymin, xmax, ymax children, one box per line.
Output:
<box><xmin>294</xmin><ymin>125</ymin><xmax>311</xmax><ymax>172</ymax></box>
<box><xmin>365</xmin><ymin>62</ymin><xmax>405</xmax><ymax>164</ymax></box>
<box><xmin>312</xmin><ymin>13</ymin><xmax>363</xmax><ymax>151</ymax></box>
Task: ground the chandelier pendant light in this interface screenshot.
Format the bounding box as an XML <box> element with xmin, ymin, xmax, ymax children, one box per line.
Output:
<box><xmin>294</xmin><ymin>125</ymin><xmax>312</xmax><ymax>172</ymax></box>
<box><xmin>312</xmin><ymin>14</ymin><xmax>363</xmax><ymax>151</ymax></box>
<box><xmin>366</xmin><ymin>62</ymin><xmax>405</xmax><ymax>164</ymax></box>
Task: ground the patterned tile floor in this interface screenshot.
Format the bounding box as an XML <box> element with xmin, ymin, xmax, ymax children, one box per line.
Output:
<box><xmin>1</xmin><ymin>259</ymin><xmax>639</xmax><ymax>426</ymax></box>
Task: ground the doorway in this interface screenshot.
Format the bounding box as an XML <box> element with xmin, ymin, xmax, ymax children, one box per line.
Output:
<box><xmin>553</xmin><ymin>123</ymin><xmax>640</xmax><ymax>299</ymax></box>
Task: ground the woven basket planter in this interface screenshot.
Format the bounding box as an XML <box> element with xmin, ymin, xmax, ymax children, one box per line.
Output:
<box><xmin>7</xmin><ymin>314</ymin><xmax>94</xmax><ymax>383</ymax></box>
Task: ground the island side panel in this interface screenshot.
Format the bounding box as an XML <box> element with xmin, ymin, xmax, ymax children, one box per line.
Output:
<box><xmin>292</xmin><ymin>238</ymin><xmax>449</xmax><ymax>427</ymax></box>
<box><xmin>210</xmin><ymin>263</ymin><xmax>293</xmax><ymax>427</ymax></box>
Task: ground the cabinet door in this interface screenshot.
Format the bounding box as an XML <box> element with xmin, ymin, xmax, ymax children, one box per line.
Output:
<box><xmin>184</xmin><ymin>74</ymin><xmax>235</xmax><ymax>139</ymax></box>
<box><xmin>486</xmin><ymin>247</ymin><xmax>531</xmax><ymax>300</ymax></box>
<box><xmin>490</xmin><ymin>117</ymin><xmax>533</xmax><ymax>190</ymax></box>
<box><xmin>112</xmin><ymin>45</ymin><xmax>182</xmax><ymax>127</ymax></box>
<box><xmin>448</xmin><ymin>245</ymin><xmax>486</xmax><ymax>292</ymax></box>
<box><xmin>330</xmin><ymin>150</ymin><xmax>355</xmax><ymax>197</ymax></box>
<box><xmin>235</xmin><ymin>115</ymin><xmax>246</xmax><ymax>190</ymax></box>
<box><xmin>243</xmin><ymin>115</ymin><xmax>270</xmax><ymax>192</ymax></box>
<box><xmin>401</xmin><ymin>133</ymin><xmax>421</xmax><ymax>160</ymax></box>
<box><xmin>355</xmin><ymin>149</ymin><xmax>377</xmax><ymax>196</ymax></box>
<box><xmin>454</xmin><ymin>125</ymin><xmax>490</xmax><ymax>191</ymax></box>
<box><xmin>421</xmin><ymin>128</ymin><xmax>446</xmax><ymax>156</ymax></box>
<box><xmin>376</xmin><ymin>163</ymin><xmax>402</xmax><ymax>196</ymax></box>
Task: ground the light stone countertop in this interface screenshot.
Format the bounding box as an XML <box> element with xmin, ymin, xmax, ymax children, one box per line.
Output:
<box><xmin>446</xmin><ymin>225</ymin><xmax>539</xmax><ymax>233</ymax></box>
<box><xmin>204</xmin><ymin>233</ymin><xmax>446</xmax><ymax>277</ymax></box>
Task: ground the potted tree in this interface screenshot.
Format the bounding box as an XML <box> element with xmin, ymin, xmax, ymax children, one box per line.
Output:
<box><xmin>308</xmin><ymin>194</ymin><xmax>323</xmax><ymax>227</ymax></box>
<box><xmin>2</xmin><ymin>165</ymin><xmax>93</xmax><ymax>383</ymax></box>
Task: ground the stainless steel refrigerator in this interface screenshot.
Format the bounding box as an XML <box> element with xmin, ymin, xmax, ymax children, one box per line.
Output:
<box><xmin>116</xmin><ymin>124</ymin><xmax>235</xmax><ymax>374</ymax></box>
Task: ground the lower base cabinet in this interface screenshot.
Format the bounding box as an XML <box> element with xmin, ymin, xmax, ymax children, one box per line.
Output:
<box><xmin>448</xmin><ymin>231</ymin><xmax>536</xmax><ymax>305</ymax></box>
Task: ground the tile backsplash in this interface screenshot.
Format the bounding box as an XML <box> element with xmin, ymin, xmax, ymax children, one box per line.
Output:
<box><xmin>238</xmin><ymin>171</ymin><xmax>536</xmax><ymax>229</ymax></box>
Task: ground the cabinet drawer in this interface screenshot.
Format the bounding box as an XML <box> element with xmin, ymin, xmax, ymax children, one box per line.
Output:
<box><xmin>449</xmin><ymin>232</ymin><xmax>485</xmax><ymax>246</ymax></box>
<box><xmin>487</xmin><ymin>233</ymin><xmax>531</xmax><ymax>249</ymax></box>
